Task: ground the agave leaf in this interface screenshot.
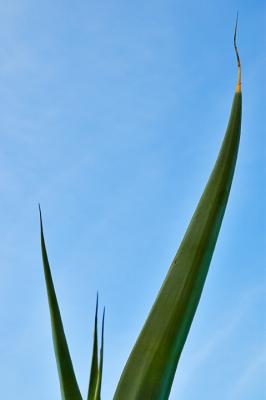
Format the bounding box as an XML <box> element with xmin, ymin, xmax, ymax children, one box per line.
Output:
<box><xmin>39</xmin><ymin>207</ymin><xmax>83</xmax><ymax>400</ymax></box>
<box><xmin>94</xmin><ymin>308</ymin><xmax>105</xmax><ymax>400</ymax></box>
<box><xmin>114</xmin><ymin>25</ymin><xmax>242</xmax><ymax>400</ymax></box>
<box><xmin>87</xmin><ymin>295</ymin><xmax>99</xmax><ymax>400</ymax></box>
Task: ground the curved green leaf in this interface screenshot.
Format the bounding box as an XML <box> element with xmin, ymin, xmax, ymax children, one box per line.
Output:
<box><xmin>114</xmin><ymin>39</ymin><xmax>242</xmax><ymax>400</ymax></box>
<box><xmin>94</xmin><ymin>308</ymin><xmax>105</xmax><ymax>400</ymax></box>
<box><xmin>39</xmin><ymin>207</ymin><xmax>82</xmax><ymax>400</ymax></box>
<box><xmin>87</xmin><ymin>295</ymin><xmax>99</xmax><ymax>400</ymax></box>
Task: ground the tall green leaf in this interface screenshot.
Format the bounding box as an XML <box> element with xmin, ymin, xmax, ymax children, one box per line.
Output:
<box><xmin>87</xmin><ymin>300</ymin><xmax>105</xmax><ymax>400</ymax></box>
<box><xmin>39</xmin><ymin>207</ymin><xmax>82</xmax><ymax>400</ymax></box>
<box><xmin>87</xmin><ymin>295</ymin><xmax>99</xmax><ymax>400</ymax></box>
<box><xmin>114</xmin><ymin>27</ymin><xmax>242</xmax><ymax>400</ymax></box>
<box><xmin>94</xmin><ymin>308</ymin><xmax>105</xmax><ymax>400</ymax></box>
<box><xmin>87</xmin><ymin>293</ymin><xmax>99</xmax><ymax>400</ymax></box>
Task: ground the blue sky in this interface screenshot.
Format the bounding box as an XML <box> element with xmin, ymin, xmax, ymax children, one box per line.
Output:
<box><xmin>0</xmin><ymin>1</ymin><xmax>265</xmax><ymax>399</ymax></box>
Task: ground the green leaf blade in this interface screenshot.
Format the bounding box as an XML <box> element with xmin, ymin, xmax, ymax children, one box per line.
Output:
<box><xmin>87</xmin><ymin>295</ymin><xmax>99</xmax><ymax>400</ymax></box>
<box><xmin>94</xmin><ymin>308</ymin><xmax>105</xmax><ymax>400</ymax></box>
<box><xmin>39</xmin><ymin>208</ymin><xmax>83</xmax><ymax>400</ymax></box>
<box><xmin>114</xmin><ymin>92</ymin><xmax>242</xmax><ymax>400</ymax></box>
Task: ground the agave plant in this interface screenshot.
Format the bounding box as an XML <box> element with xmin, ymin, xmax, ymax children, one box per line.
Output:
<box><xmin>40</xmin><ymin>19</ymin><xmax>242</xmax><ymax>400</ymax></box>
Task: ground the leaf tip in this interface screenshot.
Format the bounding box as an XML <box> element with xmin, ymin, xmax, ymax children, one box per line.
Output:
<box><xmin>234</xmin><ymin>12</ymin><xmax>241</xmax><ymax>93</ymax></box>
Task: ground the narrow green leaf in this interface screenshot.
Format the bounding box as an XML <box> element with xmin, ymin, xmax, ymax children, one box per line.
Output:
<box><xmin>39</xmin><ymin>206</ymin><xmax>82</xmax><ymax>400</ymax></box>
<box><xmin>114</xmin><ymin>31</ymin><xmax>242</xmax><ymax>400</ymax></box>
<box><xmin>87</xmin><ymin>295</ymin><xmax>99</xmax><ymax>400</ymax></box>
<box><xmin>95</xmin><ymin>308</ymin><xmax>105</xmax><ymax>400</ymax></box>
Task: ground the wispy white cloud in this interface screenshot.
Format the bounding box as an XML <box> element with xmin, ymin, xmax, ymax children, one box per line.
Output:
<box><xmin>170</xmin><ymin>282</ymin><xmax>266</xmax><ymax>399</ymax></box>
<box><xmin>230</xmin><ymin>346</ymin><xmax>266</xmax><ymax>399</ymax></box>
